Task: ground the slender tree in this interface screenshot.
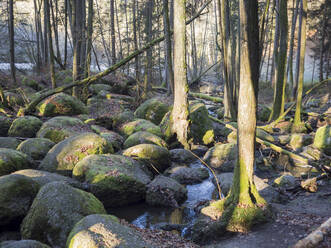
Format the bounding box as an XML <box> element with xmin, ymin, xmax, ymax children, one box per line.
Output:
<box><xmin>110</xmin><ymin>0</ymin><xmax>116</xmax><ymax>64</ymax></box>
<box><xmin>8</xmin><ymin>0</ymin><xmax>16</xmax><ymax>83</ymax></box>
<box><xmin>45</xmin><ymin>0</ymin><xmax>56</xmax><ymax>88</ymax></box>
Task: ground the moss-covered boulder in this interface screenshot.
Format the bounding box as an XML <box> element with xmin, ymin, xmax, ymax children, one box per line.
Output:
<box><xmin>17</xmin><ymin>138</ymin><xmax>55</xmax><ymax>160</ymax></box>
<box><xmin>168</xmin><ymin>166</ymin><xmax>209</xmax><ymax>185</ymax></box>
<box><xmin>203</xmin><ymin>143</ymin><xmax>237</xmax><ymax>172</ymax></box>
<box><xmin>88</xmin><ymin>84</ymin><xmax>112</xmax><ymax>95</ymax></box>
<box><xmin>0</xmin><ymin>137</ymin><xmax>21</xmax><ymax>149</ymax></box>
<box><xmin>118</xmin><ymin>119</ymin><xmax>163</xmax><ymax>138</ymax></box>
<box><xmin>0</xmin><ymin>116</ymin><xmax>12</xmax><ymax>136</ymax></box>
<box><xmin>189</xmin><ymin>103</ymin><xmax>215</xmax><ymax>145</ymax></box>
<box><xmin>0</xmin><ymin>149</ymin><xmax>34</xmax><ymax>176</ymax></box>
<box><xmin>99</xmin><ymin>132</ymin><xmax>124</xmax><ymax>152</ymax></box>
<box><xmin>12</xmin><ymin>169</ymin><xmax>83</xmax><ymax>189</ymax></box>
<box><xmin>134</xmin><ymin>98</ymin><xmax>170</xmax><ymax>125</ymax></box>
<box><xmin>313</xmin><ymin>125</ymin><xmax>331</xmax><ymax>155</ymax></box>
<box><xmin>124</xmin><ymin>131</ymin><xmax>167</xmax><ymax>149</ymax></box>
<box><xmin>21</xmin><ymin>182</ymin><xmax>106</xmax><ymax>248</ymax></box>
<box><xmin>123</xmin><ymin>144</ymin><xmax>171</xmax><ymax>173</ymax></box>
<box><xmin>36</xmin><ymin>93</ymin><xmax>87</xmax><ymax>117</ymax></box>
<box><xmin>257</xmin><ymin>105</ymin><xmax>271</xmax><ymax>122</ymax></box>
<box><xmin>4</xmin><ymin>91</ymin><xmax>24</xmax><ymax>107</ymax></box>
<box><xmin>39</xmin><ymin>132</ymin><xmax>113</xmax><ymax>176</ymax></box>
<box><xmin>8</xmin><ymin>116</ymin><xmax>42</xmax><ymax>138</ymax></box>
<box><xmin>146</xmin><ymin>175</ymin><xmax>187</xmax><ymax>207</ymax></box>
<box><xmin>112</xmin><ymin>110</ymin><xmax>135</xmax><ymax>130</ymax></box>
<box><xmin>169</xmin><ymin>149</ymin><xmax>197</xmax><ymax>163</ymax></box>
<box><xmin>275</xmin><ymin>121</ymin><xmax>292</xmax><ymax>134</ymax></box>
<box><xmin>289</xmin><ymin>133</ymin><xmax>313</xmax><ymax>151</ymax></box>
<box><xmin>66</xmin><ymin>214</ymin><xmax>151</xmax><ymax>248</ymax></box>
<box><xmin>37</xmin><ymin>116</ymin><xmax>91</xmax><ymax>143</ymax></box>
<box><xmin>0</xmin><ymin>240</ymin><xmax>50</xmax><ymax>248</ymax></box>
<box><xmin>273</xmin><ymin>174</ymin><xmax>297</xmax><ymax>189</ymax></box>
<box><xmin>278</xmin><ymin>135</ymin><xmax>290</xmax><ymax>145</ymax></box>
<box><xmin>73</xmin><ymin>154</ymin><xmax>151</xmax><ymax>207</ymax></box>
<box><xmin>0</xmin><ymin>174</ymin><xmax>39</xmax><ymax>227</ymax></box>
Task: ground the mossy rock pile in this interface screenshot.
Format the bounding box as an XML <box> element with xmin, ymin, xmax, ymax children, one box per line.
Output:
<box><xmin>134</xmin><ymin>98</ymin><xmax>170</xmax><ymax>125</ymax></box>
<box><xmin>17</xmin><ymin>138</ymin><xmax>55</xmax><ymax>160</ymax></box>
<box><xmin>36</xmin><ymin>93</ymin><xmax>87</xmax><ymax>117</ymax></box>
<box><xmin>8</xmin><ymin>116</ymin><xmax>42</xmax><ymax>138</ymax></box>
<box><xmin>124</xmin><ymin>131</ymin><xmax>167</xmax><ymax>149</ymax></box>
<box><xmin>20</xmin><ymin>182</ymin><xmax>106</xmax><ymax>248</ymax></box>
<box><xmin>0</xmin><ymin>148</ymin><xmax>35</xmax><ymax>176</ymax></box>
<box><xmin>118</xmin><ymin>119</ymin><xmax>163</xmax><ymax>138</ymax></box>
<box><xmin>39</xmin><ymin>132</ymin><xmax>113</xmax><ymax>176</ymax></box>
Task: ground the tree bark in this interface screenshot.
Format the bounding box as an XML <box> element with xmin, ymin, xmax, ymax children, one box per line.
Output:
<box><xmin>8</xmin><ymin>0</ymin><xmax>16</xmax><ymax>83</ymax></box>
<box><xmin>85</xmin><ymin>0</ymin><xmax>93</xmax><ymax>78</ymax></box>
<box><xmin>45</xmin><ymin>0</ymin><xmax>56</xmax><ymax>88</ymax></box>
<box><xmin>110</xmin><ymin>0</ymin><xmax>116</xmax><ymax>64</ymax></box>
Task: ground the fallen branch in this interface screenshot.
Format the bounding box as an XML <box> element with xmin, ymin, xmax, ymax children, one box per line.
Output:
<box><xmin>300</xmin><ymin>173</ymin><xmax>329</xmax><ymax>192</ymax></box>
<box><xmin>19</xmin><ymin>0</ymin><xmax>212</xmax><ymax>116</ymax></box>
<box><xmin>189</xmin><ymin>92</ymin><xmax>223</xmax><ymax>103</ymax></box>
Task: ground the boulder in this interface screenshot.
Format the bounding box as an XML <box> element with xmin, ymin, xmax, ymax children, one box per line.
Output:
<box><xmin>99</xmin><ymin>132</ymin><xmax>124</xmax><ymax>152</ymax></box>
<box><xmin>17</xmin><ymin>138</ymin><xmax>55</xmax><ymax>160</ymax></box>
<box><xmin>290</xmin><ymin>133</ymin><xmax>313</xmax><ymax>151</ymax></box>
<box><xmin>36</xmin><ymin>93</ymin><xmax>87</xmax><ymax>117</ymax></box>
<box><xmin>313</xmin><ymin>125</ymin><xmax>331</xmax><ymax>155</ymax></box>
<box><xmin>21</xmin><ymin>182</ymin><xmax>106</xmax><ymax>248</ymax></box>
<box><xmin>0</xmin><ymin>174</ymin><xmax>39</xmax><ymax>227</ymax></box>
<box><xmin>98</xmin><ymin>72</ymin><xmax>136</xmax><ymax>95</ymax></box>
<box><xmin>4</xmin><ymin>91</ymin><xmax>24</xmax><ymax>107</ymax></box>
<box><xmin>274</xmin><ymin>121</ymin><xmax>292</xmax><ymax>134</ymax></box>
<box><xmin>0</xmin><ymin>149</ymin><xmax>34</xmax><ymax>176</ymax></box>
<box><xmin>12</xmin><ymin>169</ymin><xmax>83</xmax><ymax>189</ymax></box>
<box><xmin>37</xmin><ymin>116</ymin><xmax>91</xmax><ymax>143</ymax></box>
<box><xmin>146</xmin><ymin>175</ymin><xmax>187</xmax><ymax>207</ymax></box>
<box><xmin>273</xmin><ymin>174</ymin><xmax>297</xmax><ymax>189</ymax></box>
<box><xmin>0</xmin><ymin>137</ymin><xmax>21</xmax><ymax>149</ymax></box>
<box><xmin>118</xmin><ymin>119</ymin><xmax>163</xmax><ymax>138</ymax></box>
<box><xmin>0</xmin><ymin>240</ymin><xmax>50</xmax><ymax>248</ymax></box>
<box><xmin>203</xmin><ymin>143</ymin><xmax>237</xmax><ymax>172</ymax></box>
<box><xmin>66</xmin><ymin>214</ymin><xmax>152</xmax><ymax>248</ymax></box>
<box><xmin>8</xmin><ymin>116</ymin><xmax>42</xmax><ymax>138</ymax></box>
<box><xmin>257</xmin><ymin>105</ymin><xmax>271</xmax><ymax>122</ymax></box>
<box><xmin>86</xmin><ymin>97</ymin><xmax>128</xmax><ymax>120</ymax></box>
<box><xmin>0</xmin><ymin>116</ymin><xmax>12</xmax><ymax>136</ymax></box>
<box><xmin>124</xmin><ymin>131</ymin><xmax>167</xmax><ymax>149</ymax></box>
<box><xmin>168</xmin><ymin>166</ymin><xmax>209</xmax><ymax>184</ymax></box>
<box><xmin>39</xmin><ymin>132</ymin><xmax>113</xmax><ymax>176</ymax></box>
<box><xmin>123</xmin><ymin>144</ymin><xmax>171</xmax><ymax>173</ymax></box>
<box><xmin>73</xmin><ymin>154</ymin><xmax>151</xmax><ymax>207</ymax></box>
<box><xmin>169</xmin><ymin>149</ymin><xmax>197</xmax><ymax>163</ymax></box>
<box><xmin>278</xmin><ymin>135</ymin><xmax>290</xmax><ymax>145</ymax></box>
<box><xmin>112</xmin><ymin>111</ymin><xmax>135</xmax><ymax>130</ymax></box>
<box><xmin>88</xmin><ymin>84</ymin><xmax>112</xmax><ymax>95</ymax></box>
<box><xmin>134</xmin><ymin>98</ymin><xmax>170</xmax><ymax>125</ymax></box>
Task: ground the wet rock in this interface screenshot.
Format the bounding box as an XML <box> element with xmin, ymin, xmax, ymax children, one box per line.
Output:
<box><xmin>273</xmin><ymin>174</ymin><xmax>297</xmax><ymax>189</ymax></box>
<box><xmin>203</xmin><ymin>143</ymin><xmax>237</xmax><ymax>172</ymax></box>
<box><xmin>17</xmin><ymin>138</ymin><xmax>55</xmax><ymax>160</ymax></box>
<box><xmin>313</xmin><ymin>125</ymin><xmax>331</xmax><ymax>155</ymax></box>
<box><xmin>39</xmin><ymin>132</ymin><xmax>113</xmax><ymax>176</ymax></box>
<box><xmin>8</xmin><ymin>116</ymin><xmax>42</xmax><ymax>138</ymax></box>
<box><xmin>0</xmin><ymin>240</ymin><xmax>50</xmax><ymax>248</ymax></box>
<box><xmin>169</xmin><ymin>166</ymin><xmax>209</xmax><ymax>184</ymax></box>
<box><xmin>0</xmin><ymin>137</ymin><xmax>21</xmax><ymax>149</ymax></box>
<box><xmin>0</xmin><ymin>116</ymin><xmax>12</xmax><ymax>136</ymax></box>
<box><xmin>66</xmin><ymin>214</ymin><xmax>152</xmax><ymax>248</ymax></box>
<box><xmin>134</xmin><ymin>98</ymin><xmax>170</xmax><ymax>125</ymax></box>
<box><xmin>118</xmin><ymin>119</ymin><xmax>163</xmax><ymax>138</ymax></box>
<box><xmin>146</xmin><ymin>175</ymin><xmax>187</xmax><ymax>207</ymax></box>
<box><xmin>36</xmin><ymin>93</ymin><xmax>87</xmax><ymax>117</ymax></box>
<box><xmin>123</xmin><ymin>144</ymin><xmax>171</xmax><ymax>173</ymax></box>
<box><xmin>37</xmin><ymin>116</ymin><xmax>91</xmax><ymax>143</ymax></box>
<box><xmin>290</xmin><ymin>133</ymin><xmax>313</xmax><ymax>151</ymax></box>
<box><xmin>73</xmin><ymin>154</ymin><xmax>151</xmax><ymax>207</ymax></box>
<box><xmin>0</xmin><ymin>174</ymin><xmax>39</xmax><ymax>228</ymax></box>
<box><xmin>169</xmin><ymin>149</ymin><xmax>197</xmax><ymax>163</ymax></box>
<box><xmin>21</xmin><ymin>182</ymin><xmax>106</xmax><ymax>248</ymax></box>
<box><xmin>124</xmin><ymin>131</ymin><xmax>167</xmax><ymax>149</ymax></box>
<box><xmin>0</xmin><ymin>148</ymin><xmax>35</xmax><ymax>176</ymax></box>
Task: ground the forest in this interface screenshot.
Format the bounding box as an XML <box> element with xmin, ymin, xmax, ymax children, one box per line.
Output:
<box><xmin>0</xmin><ymin>0</ymin><xmax>330</xmax><ymax>247</ymax></box>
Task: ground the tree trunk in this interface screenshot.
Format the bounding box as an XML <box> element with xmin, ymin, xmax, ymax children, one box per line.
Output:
<box><xmin>171</xmin><ymin>0</ymin><xmax>190</xmax><ymax>149</ymax></box>
<box><xmin>8</xmin><ymin>0</ymin><xmax>16</xmax><ymax>83</ymax></box>
<box><xmin>64</xmin><ymin>0</ymin><xmax>68</xmax><ymax>68</ymax></box>
<box><xmin>271</xmin><ymin>0</ymin><xmax>280</xmax><ymax>88</ymax></box>
<box><xmin>269</xmin><ymin>0</ymin><xmax>288</xmax><ymax>121</ymax></box>
<box><xmin>110</xmin><ymin>0</ymin><xmax>116</xmax><ymax>64</ymax></box>
<box><xmin>319</xmin><ymin>8</ymin><xmax>327</xmax><ymax>82</ymax></box>
<box><xmin>293</xmin><ymin>0</ymin><xmax>307</xmax><ymax>132</ymax></box>
<box><xmin>133</xmin><ymin>0</ymin><xmax>139</xmax><ymax>79</ymax></box>
<box><xmin>85</xmin><ymin>0</ymin><xmax>93</xmax><ymax>78</ymax></box>
<box><xmin>33</xmin><ymin>0</ymin><xmax>42</xmax><ymax>72</ymax></box>
<box><xmin>45</xmin><ymin>0</ymin><xmax>56</xmax><ymax>88</ymax></box>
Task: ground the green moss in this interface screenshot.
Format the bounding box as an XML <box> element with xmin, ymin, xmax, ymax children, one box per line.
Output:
<box><xmin>8</xmin><ymin>116</ymin><xmax>43</xmax><ymax>138</ymax></box>
<box><xmin>313</xmin><ymin>125</ymin><xmax>331</xmax><ymax>155</ymax></box>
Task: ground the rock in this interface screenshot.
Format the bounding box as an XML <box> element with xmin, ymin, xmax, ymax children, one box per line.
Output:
<box><xmin>273</xmin><ymin>174</ymin><xmax>297</xmax><ymax>189</ymax></box>
<box><xmin>191</xmin><ymin>144</ymin><xmax>209</xmax><ymax>157</ymax></box>
<box><xmin>0</xmin><ymin>240</ymin><xmax>50</xmax><ymax>248</ymax></box>
<box><xmin>8</xmin><ymin>116</ymin><xmax>42</xmax><ymax>138</ymax></box>
<box><xmin>305</xmin><ymin>98</ymin><xmax>321</xmax><ymax>108</ymax></box>
<box><xmin>0</xmin><ymin>149</ymin><xmax>35</xmax><ymax>176</ymax></box>
<box><xmin>229</xmin><ymin>129</ymin><xmax>275</xmax><ymax>143</ymax></box>
<box><xmin>169</xmin><ymin>166</ymin><xmax>209</xmax><ymax>184</ymax></box>
<box><xmin>21</xmin><ymin>182</ymin><xmax>106</xmax><ymax>248</ymax></box>
<box><xmin>227</xmin><ymin>131</ymin><xmax>237</xmax><ymax>143</ymax></box>
<box><xmin>66</xmin><ymin>214</ymin><xmax>151</xmax><ymax>248</ymax></box>
<box><xmin>290</xmin><ymin>133</ymin><xmax>313</xmax><ymax>151</ymax></box>
<box><xmin>98</xmin><ymin>72</ymin><xmax>136</xmax><ymax>95</ymax></box>
<box><xmin>189</xmin><ymin>103</ymin><xmax>215</xmax><ymax>145</ymax></box>
<box><xmin>257</xmin><ymin>105</ymin><xmax>271</xmax><ymax>122</ymax></box>
<box><xmin>112</xmin><ymin>111</ymin><xmax>135</xmax><ymax>130</ymax></box>
<box><xmin>86</xmin><ymin>97</ymin><xmax>128</xmax><ymax>120</ymax></box>
<box><xmin>73</xmin><ymin>154</ymin><xmax>151</xmax><ymax>207</ymax></box>
<box><xmin>313</xmin><ymin>125</ymin><xmax>331</xmax><ymax>155</ymax></box>
<box><xmin>169</xmin><ymin>149</ymin><xmax>197</xmax><ymax>163</ymax></box>
<box><xmin>17</xmin><ymin>138</ymin><xmax>55</xmax><ymax>160</ymax></box>
<box><xmin>4</xmin><ymin>91</ymin><xmax>24</xmax><ymax>107</ymax></box>
<box><xmin>123</xmin><ymin>144</ymin><xmax>171</xmax><ymax>173</ymax></box>
<box><xmin>39</xmin><ymin>132</ymin><xmax>113</xmax><ymax>176</ymax></box>
<box><xmin>36</xmin><ymin>93</ymin><xmax>87</xmax><ymax>117</ymax></box>
<box><xmin>12</xmin><ymin>169</ymin><xmax>83</xmax><ymax>189</ymax></box>
<box><xmin>203</xmin><ymin>143</ymin><xmax>237</xmax><ymax>172</ymax></box>
<box><xmin>278</xmin><ymin>135</ymin><xmax>290</xmax><ymax>145</ymax></box>
<box><xmin>0</xmin><ymin>137</ymin><xmax>21</xmax><ymax>149</ymax></box>
<box><xmin>124</xmin><ymin>131</ymin><xmax>167</xmax><ymax>149</ymax></box>
<box><xmin>134</xmin><ymin>98</ymin><xmax>170</xmax><ymax>125</ymax></box>
<box><xmin>275</xmin><ymin>121</ymin><xmax>292</xmax><ymax>134</ymax></box>
<box><xmin>0</xmin><ymin>174</ymin><xmax>39</xmax><ymax>227</ymax></box>
<box><xmin>99</xmin><ymin>132</ymin><xmax>124</xmax><ymax>152</ymax></box>
<box><xmin>146</xmin><ymin>175</ymin><xmax>187</xmax><ymax>207</ymax></box>
<box><xmin>88</xmin><ymin>84</ymin><xmax>112</xmax><ymax>95</ymax></box>
<box><xmin>0</xmin><ymin>116</ymin><xmax>12</xmax><ymax>136</ymax></box>
<box><xmin>37</xmin><ymin>116</ymin><xmax>91</xmax><ymax>143</ymax></box>
<box><xmin>118</xmin><ymin>119</ymin><xmax>163</xmax><ymax>138</ymax></box>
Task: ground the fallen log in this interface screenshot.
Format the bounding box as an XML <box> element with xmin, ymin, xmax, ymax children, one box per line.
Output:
<box><xmin>18</xmin><ymin>0</ymin><xmax>212</xmax><ymax>116</ymax></box>
<box><xmin>189</xmin><ymin>92</ymin><xmax>223</xmax><ymax>103</ymax></box>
